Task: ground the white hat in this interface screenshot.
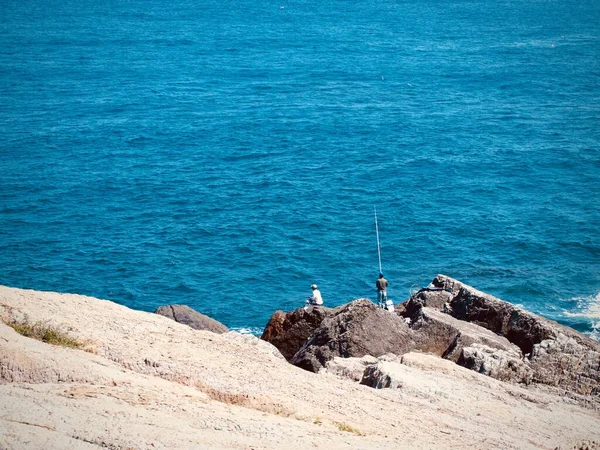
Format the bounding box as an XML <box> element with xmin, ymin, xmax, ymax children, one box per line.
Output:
<box><xmin>311</xmin><ymin>284</ymin><xmax>317</xmax><ymax>289</ymax></box>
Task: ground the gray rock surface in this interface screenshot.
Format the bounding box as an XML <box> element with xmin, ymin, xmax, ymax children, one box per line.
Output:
<box><xmin>529</xmin><ymin>332</ymin><xmax>600</xmax><ymax>395</ymax></box>
<box><xmin>430</xmin><ymin>274</ymin><xmax>555</xmax><ymax>354</ymax></box>
<box><xmin>360</xmin><ymin>357</ymin><xmax>405</xmax><ymax>389</ymax></box>
<box><xmin>402</xmin><ymin>303</ymin><xmax>532</xmax><ymax>382</ymax></box>
<box><xmin>433</xmin><ymin>274</ymin><xmax>600</xmax><ymax>395</ymax></box>
<box><xmin>290</xmin><ymin>299</ymin><xmax>414</xmax><ymax>372</ymax></box>
<box><xmin>154</xmin><ymin>304</ymin><xmax>228</xmax><ymax>334</ymax></box>
<box><xmin>406</xmin><ymin>303</ymin><xmax>520</xmax><ymax>359</ymax></box>
<box><xmin>457</xmin><ymin>343</ymin><xmax>533</xmax><ymax>383</ymax></box>
<box><xmin>320</xmin><ymin>355</ymin><xmax>379</xmax><ymax>382</ymax></box>
<box><xmin>407</xmin><ymin>288</ymin><xmax>454</xmax><ymax>311</ymax></box>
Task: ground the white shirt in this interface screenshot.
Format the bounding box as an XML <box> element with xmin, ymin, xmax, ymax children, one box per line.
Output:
<box><xmin>310</xmin><ymin>289</ymin><xmax>323</xmax><ymax>305</ymax></box>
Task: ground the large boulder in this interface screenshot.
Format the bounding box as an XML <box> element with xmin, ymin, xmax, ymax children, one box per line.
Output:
<box><xmin>430</xmin><ymin>274</ymin><xmax>555</xmax><ymax>354</ymax></box>
<box><xmin>271</xmin><ymin>296</ymin><xmax>532</xmax><ymax>383</ymax></box>
<box><xmin>405</xmin><ymin>287</ymin><xmax>454</xmax><ymax>311</ymax></box>
<box><xmin>289</xmin><ymin>299</ymin><xmax>414</xmax><ymax>372</ymax></box>
<box><xmin>260</xmin><ymin>306</ymin><xmax>332</xmax><ymax>360</ymax></box>
<box><xmin>433</xmin><ymin>274</ymin><xmax>600</xmax><ymax>395</ymax></box>
<box><xmin>154</xmin><ymin>305</ymin><xmax>228</xmax><ymax>334</ymax></box>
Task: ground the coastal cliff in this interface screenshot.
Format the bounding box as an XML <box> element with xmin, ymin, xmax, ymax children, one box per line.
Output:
<box><xmin>1</xmin><ymin>281</ymin><xmax>599</xmax><ymax>449</ymax></box>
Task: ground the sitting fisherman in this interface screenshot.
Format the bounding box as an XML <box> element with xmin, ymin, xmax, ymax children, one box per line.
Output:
<box><xmin>306</xmin><ymin>284</ymin><xmax>323</xmax><ymax>306</ymax></box>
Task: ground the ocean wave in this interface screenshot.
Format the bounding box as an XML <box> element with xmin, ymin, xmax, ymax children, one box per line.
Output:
<box><xmin>230</xmin><ymin>327</ymin><xmax>263</xmax><ymax>336</ymax></box>
<box><xmin>589</xmin><ymin>324</ymin><xmax>600</xmax><ymax>342</ymax></box>
<box><xmin>561</xmin><ymin>292</ymin><xmax>600</xmax><ymax>341</ymax></box>
<box><xmin>563</xmin><ymin>292</ymin><xmax>600</xmax><ymax>319</ymax></box>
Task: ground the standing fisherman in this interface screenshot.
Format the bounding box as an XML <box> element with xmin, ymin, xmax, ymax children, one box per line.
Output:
<box><xmin>376</xmin><ymin>273</ymin><xmax>388</xmax><ymax>308</ymax></box>
<box><xmin>374</xmin><ymin>207</ymin><xmax>394</xmax><ymax>312</ymax></box>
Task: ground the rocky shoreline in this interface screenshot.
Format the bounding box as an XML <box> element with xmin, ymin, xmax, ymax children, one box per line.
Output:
<box><xmin>1</xmin><ymin>276</ymin><xmax>599</xmax><ymax>449</ymax></box>
<box><xmin>261</xmin><ymin>275</ymin><xmax>600</xmax><ymax>405</ymax></box>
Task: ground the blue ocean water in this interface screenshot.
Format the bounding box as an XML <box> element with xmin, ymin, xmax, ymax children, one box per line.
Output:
<box><xmin>1</xmin><ymin>0</ymin><xmax>599</xmax><ymax>337</ymax></box>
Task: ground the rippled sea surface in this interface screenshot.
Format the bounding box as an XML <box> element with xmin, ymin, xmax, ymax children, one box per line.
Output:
<box><xmin>1</xmin><ymin>0</ymin><xmax>599</xmax><ymax>336</ymax></box>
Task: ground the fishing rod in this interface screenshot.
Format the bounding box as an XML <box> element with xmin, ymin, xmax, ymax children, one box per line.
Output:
<box><xmin>374</xmin><ymin>206</ymin><xmax>382</xmax><ymax>274</ymax></box>
<box><xmin>374</xmin><ymin>207</ymin><xmax>394</xmax><ymax>312</ymax></box>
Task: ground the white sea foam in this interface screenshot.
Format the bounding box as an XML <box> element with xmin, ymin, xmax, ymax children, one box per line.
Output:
<box><xmin>230</xmin><ymin>327</ymin><xmax>263</xmax><ymax>336</ymax></box>
<box><xmin>562</xmin><ymin>292</ymin><xmax>600</xmax><ymax>341</ymax></box>
<box><xmin>563</xmin><ymin>292</ymin><xmax>600</xmax><ymax>319</ymax></box>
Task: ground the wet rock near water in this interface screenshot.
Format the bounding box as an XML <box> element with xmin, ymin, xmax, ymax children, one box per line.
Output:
<box><xmin>154</xmin><ymin>304</ymin><xmax>229</xmax><ymax>334</ymax></box>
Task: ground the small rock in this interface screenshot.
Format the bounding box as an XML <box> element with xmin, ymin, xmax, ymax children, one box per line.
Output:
<box><xmin>154</xmin><ymin>305</ymin><xmax>228</xmax><ymax>334</ymax></box>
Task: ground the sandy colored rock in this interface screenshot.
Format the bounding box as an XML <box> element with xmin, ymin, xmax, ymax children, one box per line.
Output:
<box><xmin>0</xmin><ymin>284</ymin><xmax>599</xmax><ymax>450</ymax></box>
